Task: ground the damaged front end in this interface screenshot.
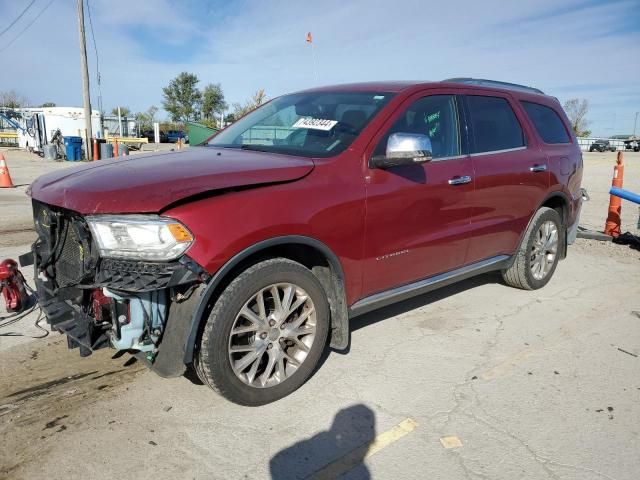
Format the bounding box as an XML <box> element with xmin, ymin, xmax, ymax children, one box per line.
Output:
<box><xmin>27</xmin><ymin>200</ymin><xmax>208</xmax><ymax>376</ymax></box>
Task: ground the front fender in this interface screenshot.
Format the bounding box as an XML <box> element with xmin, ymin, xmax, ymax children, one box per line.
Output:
<box><xmin>182</xmin><ymin>235</ymin><xmax>350</xmax><ymax>366</ymax></box>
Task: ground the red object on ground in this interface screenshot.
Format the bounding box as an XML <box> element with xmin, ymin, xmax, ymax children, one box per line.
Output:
<box><xmin>604</xmin><ymin>151</ymin><xmax>624</xmax><ymax>237</ymax></box>
<box><xmin>114</xmin><ymin>139</ymin><xmax>119</xmax><ymax>157</ymax></box>
<box><xmin>0</xmin><ymin>259</ymin><xmax>29</xmax><ymax>313</ymax></box>
<box><xmin>93</xmin><ymin>138</ymin><xmax>99</xmax><ymax>161</ymax></box>
<box><xmin>0</xmin><ymin>154</ymin><xmax>14</xmax><ymax>188</ymax></box>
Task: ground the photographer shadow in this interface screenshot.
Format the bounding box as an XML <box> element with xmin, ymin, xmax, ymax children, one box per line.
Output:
<box><xmin>270</xmin><ymin>404</ymin><xmax>376</xmax><ymax>479</ymax></box>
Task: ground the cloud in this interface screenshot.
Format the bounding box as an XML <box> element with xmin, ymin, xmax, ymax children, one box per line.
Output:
<box><xmin>0</xmin><ymin>0</ymin><xmax>637</xmax><ymax>135</ymax></box>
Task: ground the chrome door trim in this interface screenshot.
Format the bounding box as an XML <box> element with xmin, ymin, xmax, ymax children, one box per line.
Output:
<box><xmin>469</xmin><ymin>146</ymin><xmax>527</xmax><ymax>157</ymax></box>
<box><xmin>429</xmin><ymin>154</ymin><xmax>468</xmax><ymax>162</ymax></box>
<box><xmin>349</xmin><ymin>255</ymin><xmax>511</xmax><ymax>317</ymax></box>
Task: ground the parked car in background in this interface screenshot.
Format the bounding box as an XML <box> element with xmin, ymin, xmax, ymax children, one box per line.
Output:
<box><xmin>589</xmin><ymin>139</ymin><xmax>616</xmax><ymax>152</ymax></box>
<box><xmin>624</xmin><ymin>139</ymin><xmax>639</xmax><ymax>152</ymax></box>
<box><xmin>141</xmin><ymin>129</ymin><xmax>168</xmax><ymax>143</ymax></box>
<box><xmin>165</xmin><ymin>130</ymin><xmax>188</xmax><ymax>143</ymax></box>
<box><xmin>25</xmin><ymin>78</ymin><xmax>584</xmax><ymax>406</ymax></box>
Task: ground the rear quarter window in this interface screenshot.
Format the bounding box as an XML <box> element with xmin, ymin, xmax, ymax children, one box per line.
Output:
<box><xmin>521</xmin><ymin>101</ymin><xmax>571</xmax><ymax>144</ymax></box>
<box><xmin>466</xmin><ymin>95</ymin><xmax>525</xmax><ymax>154</ymax></box>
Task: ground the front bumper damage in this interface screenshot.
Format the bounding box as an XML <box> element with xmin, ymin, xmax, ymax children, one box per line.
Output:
<box><xmin>25</xmin><ymin>201</ymin><xmax>208</xmax><ymax>377</ymax></box>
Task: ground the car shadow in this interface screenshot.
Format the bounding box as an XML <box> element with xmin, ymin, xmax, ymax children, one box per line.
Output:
<box><xmin>269</xmin><ymin>404</ymin><xmax>376</xmax><ymax>479</ymax></box>
<box><xmin>311</xmin><ymin>272</ymin><xmax>502</xmax><ymax>384</ymax></box>
<box><xmin>350</xmin><ymin>271</ymin><xmax>503</xmax><ymax>335</ymax></box>
<box><xmin>184</xmin><ymin>272</ymin><xmax>504</xmax><ymax>386</ymax></box>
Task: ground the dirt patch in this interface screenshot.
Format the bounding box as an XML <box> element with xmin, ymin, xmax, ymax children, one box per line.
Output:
<box><xmin>572</xmin><ymin>237</ymin><xmax>640</xmax><ymax>262</ymax></box>
<box><xmin>0</xmin><ymin>337</ymin><xmax>145</xmax><ymax>477</ymax></box>
<box><xmin>0</xmin><ymin>228</ymin><xmax>36</xmax><ymax>248</ymax></box>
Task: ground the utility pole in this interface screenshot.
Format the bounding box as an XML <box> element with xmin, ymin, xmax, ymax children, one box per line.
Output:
<box><xmin>634</xmin><ymin>111</ymin><xmax>639</xmax><ymax>137</ymax></box>
<box><xmin>77</xmin><ymin>0</ymin><xmax>93</xmax><ymax>160</ymax></box>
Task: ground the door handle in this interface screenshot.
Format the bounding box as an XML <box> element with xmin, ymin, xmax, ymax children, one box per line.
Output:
<box><xmin>530</xmin><ymin>164</ymin><xmax>547</xmax><ymax>172</ymax></box>
<box><xmin>448</xmin><ymin>175</ymin><xmax>472</xmax><ymax>185</ymax></box>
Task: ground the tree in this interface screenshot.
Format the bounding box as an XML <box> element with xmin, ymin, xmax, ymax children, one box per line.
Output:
<box><xmin>232</xmin><ymin>89</ymin><xmax>267</xmax><ymax>119</ymax></box>
<box><xmin>563</xmin><ymin>98</ymin><xmax>591</xmax><ymax>137</ymax></box>
<box><xmin>111</xmin><ymin>106</ymin><xmax>131</xmax><ymax>117</ymax></box>
<box><xmin>147</xmin><ymin>105</ymin><xmax>158</xmax><ymax>125</ymax></box>
<box><xmin>201</xmin><ymin>83</ymin><xmax>226</xmax><ymax>120</ymax></box>
<box><xmin>40</xmin><ymin>102</ymin><xmax>56</xmax><ymax>107</ymax></box>
<box><xmin>135</xmin><ymin>105</ymin><xmax>159</xmax><ymax>131</ymax></box>
<box><xmin>0</xmin><ymin>90</ymin><xmax>29</xmax><ymax>108</ymax></box>
<box><xmin>162</xmin><ymin>72</ymin><xmax>202</xmax><ymax>123</ymax></box>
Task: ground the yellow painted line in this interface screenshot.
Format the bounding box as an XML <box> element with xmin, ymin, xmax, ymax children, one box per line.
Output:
<box><xmin>0</xmin><ymin>132</ymin><xmax>18</xmax><ymax>139</ymax></box>
<box><xmin>309</xmin><ymin>418</ymin><xmax>418</xmax><ymax>479</ymax></box>
<box><xmin>364</xmin><ymin>418</ymin><xmax>419</xmax><ymax>458</ymax></box>
<box><xmin>440</xmin><ymin>435</ymin><xmax>463</xmax><ymax>449</ymax></box>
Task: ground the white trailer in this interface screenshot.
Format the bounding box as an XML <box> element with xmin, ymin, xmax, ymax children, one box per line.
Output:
<box><xmin>16</xmin><ymin>106</ymin><xmax>101</xmax><ymax>153</ymax></box>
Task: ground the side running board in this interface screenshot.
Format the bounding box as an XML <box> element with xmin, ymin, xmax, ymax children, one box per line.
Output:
<box><xmin>349</xmin><ymin>255</ymin><xmax>511</xmax><ymax>317</ymax></box>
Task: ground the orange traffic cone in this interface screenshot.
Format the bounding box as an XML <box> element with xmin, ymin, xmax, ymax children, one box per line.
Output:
<box><xmin>604</xmin><ymin>151</ymin><xmax>624</xmax><ymax>237</ymax></box>
<box><xmin>0</xmin><ymin>154</ymin><xmax>15</xmax><ymax>188</ymax></box>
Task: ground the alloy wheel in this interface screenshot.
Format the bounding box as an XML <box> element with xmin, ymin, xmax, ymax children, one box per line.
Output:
<box><xmin>228</xmin><ymin>283</ymin><xmax>317</xmax><ymax>388</ymax></box>
<box><xmin>530</xmin><ymin>220</ymin><xmax>558</xmax><ymax>280</ymax></box>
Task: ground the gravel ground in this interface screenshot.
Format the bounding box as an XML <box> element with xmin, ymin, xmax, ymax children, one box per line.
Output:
<box><xmin>579</xmin><ymin>150</ymin><xmax>640</xmax><ymax>237</ymax></box>
<box><xmin>1</xmin><ymin>148</ymin><xmax>639</xmax><ymax>480</ymax></box>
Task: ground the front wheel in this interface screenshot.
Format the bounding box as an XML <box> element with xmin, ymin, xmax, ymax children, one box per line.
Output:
<box><xmin>502</xmin><ymin>207</ymin><xmax>562</xmax><ymax>290</ymax></box>
<box><xmin>198</xmin><ymin>258</ymin><xmax>329</xmax><ymax>406</ymax></box>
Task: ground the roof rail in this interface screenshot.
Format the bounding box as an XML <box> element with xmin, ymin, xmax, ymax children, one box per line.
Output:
<box><xmin>443</xmin><ymin>78</ymin><xmax>545</xmax><ymax>95</ymax></box>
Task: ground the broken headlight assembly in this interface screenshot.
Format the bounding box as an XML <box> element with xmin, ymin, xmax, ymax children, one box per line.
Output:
<box><xmin>86</xmin><ymin>215</ymin><xmax>193</xmax><ymax>261</ymax></box>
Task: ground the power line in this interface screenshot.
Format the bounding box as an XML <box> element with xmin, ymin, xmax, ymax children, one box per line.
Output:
<box><xmin>0</xmin><ymin>0</ymin><xmax>36</xmax><ymax>38</ymax></box>
<box><xmin>85</xmin><ymin>0</ymin><xmax>103</xmax><ymax>114</ymax></box>
<box><xmin>0</xmin><ymin>0</ymin><xmax>56</xmax><ymax>54</ymax></box>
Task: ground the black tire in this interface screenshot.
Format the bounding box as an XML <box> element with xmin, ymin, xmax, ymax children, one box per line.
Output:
<box><xmin>502</xmin><ymin>207</ymin><xmax>562</xmax><ymax>290</ymax></box>
<box><xmin>198</xmin><ymin>258</ymin><xmax>330</xmax><ymax>406</ymax></box>
<box><xmin>191</xmin><ymin>354</ymin><xmax>211</xmax><ymax>386</ymax></box>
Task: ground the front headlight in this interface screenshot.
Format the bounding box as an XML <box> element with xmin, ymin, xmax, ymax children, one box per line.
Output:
<box><xmin>86</xmin><ymin>215</ymin><xmax>194</xmax><ymax>261</ymax></box>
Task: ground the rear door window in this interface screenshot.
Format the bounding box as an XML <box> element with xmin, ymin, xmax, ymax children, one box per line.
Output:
<box><xmin>521</xmin><ymin>101</ymin><xmax>571</xmax><ymax>144</ymax></box>
<box><xmin>466</xmin><ymin>95</ymin><xmax>525</xmax><ymax>154</ymax></box>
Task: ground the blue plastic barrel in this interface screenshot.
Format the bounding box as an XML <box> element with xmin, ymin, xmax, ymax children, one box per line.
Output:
<box><xmin>63</xmin><ymin>136</ymin><xmax>83</xmax><ymax>161</ymax></box>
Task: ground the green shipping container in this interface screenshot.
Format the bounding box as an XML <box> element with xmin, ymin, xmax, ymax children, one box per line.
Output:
<box><xmin>186</xmin><ymin>122</ymin><xmax>218</xmax><ymax>146</ymax></box>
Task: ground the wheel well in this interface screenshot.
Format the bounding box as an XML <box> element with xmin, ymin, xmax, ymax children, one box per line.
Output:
<box><xmin>541</xmin><ymin>195</ymin><xmax>567</xmax><ymax>226</ymax></box>
<box><xmin>211</xmin><ymin>243</ymin><xmax>336</xmax><ymax>301</ymax></box>
<box><xmin>189</xmin><ymin>242</ymin><xmax>349</xmax><ymax>364</ymax></box>
<box><xmin>540</xmin><ymin>194</ymin><xmax>569</xmax><ymax>259</ymax></box>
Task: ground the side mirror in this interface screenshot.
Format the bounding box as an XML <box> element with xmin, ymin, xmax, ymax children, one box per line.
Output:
<box><xmin>369</xmin><ymin>132</ymin><xmax>433</xmax><ymax>169</ymax></box>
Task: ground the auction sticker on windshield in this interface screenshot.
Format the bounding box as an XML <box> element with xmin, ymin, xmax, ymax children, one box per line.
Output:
<box><xmin>292</xmin><ymin>117</ymin><xmax>338</xmax><ymax>131</ymax></box>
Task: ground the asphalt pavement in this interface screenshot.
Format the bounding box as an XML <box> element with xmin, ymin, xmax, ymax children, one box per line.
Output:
<box><xmin>1</xmin><ymin>148</ymin><xmax>639</xmax><ymax>479</ymax></box>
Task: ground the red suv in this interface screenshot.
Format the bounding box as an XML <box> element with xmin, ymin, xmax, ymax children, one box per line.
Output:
<box><xmin>25</xmin><ymin>78</ymin><xmax>584</xmax><ymax>405</ymax></box>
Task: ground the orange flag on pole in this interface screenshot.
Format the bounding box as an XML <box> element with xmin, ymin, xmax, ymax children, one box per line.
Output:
<box><xmin>306</xmin><ymin>32</ymin><xmax>313</xmax><ymax>43</ymax></box>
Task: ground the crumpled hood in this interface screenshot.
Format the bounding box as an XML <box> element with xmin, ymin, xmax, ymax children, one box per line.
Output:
<box><xmin>29</xmin><ymin>147</ymin><xmax>314</xmax><ymax>214</ymax></box>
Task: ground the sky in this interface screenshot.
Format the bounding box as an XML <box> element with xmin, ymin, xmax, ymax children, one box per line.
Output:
<box><xmin>0</xmin><ymin>0</ymin><xmax>638</xmax><ymax>136</ymax></box>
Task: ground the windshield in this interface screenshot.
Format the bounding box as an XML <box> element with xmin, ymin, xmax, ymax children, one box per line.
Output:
<box><xmin>208</xmin><ymin>91</ymin><xmax>394</xmax><ymax>157</ymax></box>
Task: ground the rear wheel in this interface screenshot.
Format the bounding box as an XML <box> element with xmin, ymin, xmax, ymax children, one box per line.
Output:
<box><xmin>198</xmin><ymin>258</ymin><xmax>329</xmax><ymax>406</ymax></box>
<box><xmin>502</xmin><ymin>207</ymin><xmax>562</xmax><ymax>290</ymax></box>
